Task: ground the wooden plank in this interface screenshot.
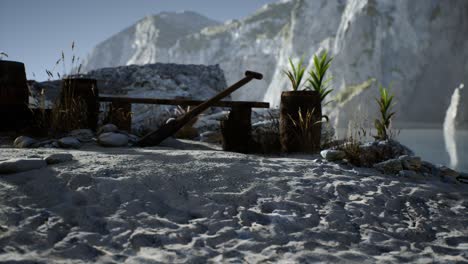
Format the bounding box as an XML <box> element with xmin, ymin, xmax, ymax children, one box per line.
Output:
<box><xmin>99</xmin><ymin>95</ymin><xmax>269</xmax><ymax>108</ymax></box>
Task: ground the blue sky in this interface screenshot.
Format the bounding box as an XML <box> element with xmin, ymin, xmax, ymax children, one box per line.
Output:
<box><xmin>0</xmin><ymin>0</ymin><xmax>277</xmax><ymax>81</ymax></box>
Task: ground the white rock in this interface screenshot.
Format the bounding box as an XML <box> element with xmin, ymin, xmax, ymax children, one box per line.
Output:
<box><xmin>320</xmin><ymin>149</ymin><xmax>346</xmax><ymax>162</ymax></box>
<box><xmin>13</xmin><ymin>136</ymin><xmax>38</xmax><ymax>148</ymax></box>
<box><xmin>58</xmin><ymin>137</ymin><xmax>82</xmax><ymax>149</ymax></box>
<box><xmin>45</xmin><ymin>154</ymin><xmax>74</xmax><ymax>165</ymax></box>
<box><xmin>98</xmin><ymin>132</ymin><xmax>129</xmax><ymax>147</ymax></box>
<box><xmin>0</xmin><ymin>158</ymin><xmax>47</xmax><ymax>174</ymax></box>
<box><xmin>97</xmin><ymin>124</ymin><xmax>118</xmax><ymax>135</ymax></box>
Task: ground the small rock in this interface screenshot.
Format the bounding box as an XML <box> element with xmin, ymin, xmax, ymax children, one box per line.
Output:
<box><xmin>127</xmin><ymin>134</ymin><xmax>140</xmax><ymax>144</ymax></box>
<box><xmin>374</xmin><ymin>159</ymin><xmax>403</xmax><ymax>174</ymax></box>
<box><xmin>438</xmin><ymin>165</ymin><xmax>459</xmax><ymax>178</ymax></box>
<box><xmin>399</xmin><ymin>170</ymin><xmax>424</xmax><ymax>180</ymax></box>
<box><xmin>13</xmin><ymin>136</ymin><xmax>38</xmax><ymax>148</ymax></box>
<box><xmin>357</xmin><ymin>140</ymin><xmax>414</xmax><ymax>167</ymax></box>
<box><xmin>199</xmin><ymin>131</ymin><xmax>222</xmax><ymax>144</ymax></box>
<box><xmin>97</xmin><ymin>124</ymin><xmax>118</xmax><ymax>135</ymax></box>
<box><xmin>98</xmin><ymin>132</ymin><xmax>128</xmax><ymax>147</ymax></box>
<box><xmin>69</xmin><ymin>129</ymin><xmax>94</xmax><ymax>142</ymax></box>
<box><xmin>45</xmin><ymin>153</ymin><xmax>74</xmax><ymax>165</ymax></box>
<box><xmin>399</xmin><ymin>155</ymin><xmax>422</xmax><ymax>171</ymax></box>
<box><xmin>320</xmin><ymin>149</ymin><xmax>346</xmax><ymax>162</ymax></box>
<box><xmin>58</xmin><ymin>137</ymin><xmax>82</xmax><ymax>149</ymax></box>
<box><xmin>0</xmin><ymin>158</ymin><xmax>47</xmax><ymax>174</ymax></box>
<box><xmin>36</xmin><ymin>139</ymin><xmax>57</xmax><ymax>148</ymax></box>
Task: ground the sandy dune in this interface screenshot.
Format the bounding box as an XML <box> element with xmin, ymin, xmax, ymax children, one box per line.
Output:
<box><xmin>0</xmin><ymin>141</ymin><xmax>467</xmax><ymax>263</ymax></box>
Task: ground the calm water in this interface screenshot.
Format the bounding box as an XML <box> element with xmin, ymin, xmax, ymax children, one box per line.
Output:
<box><xmin>397</xmin><ymin>129</ymin><xmax>468</xmax><ymax>173</ymax></box>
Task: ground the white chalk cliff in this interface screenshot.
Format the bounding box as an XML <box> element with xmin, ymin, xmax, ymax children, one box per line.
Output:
<box><xmin>82</xmin><ymin>0</ymin><xmax>468</xmax><ymax>127</ymax></box>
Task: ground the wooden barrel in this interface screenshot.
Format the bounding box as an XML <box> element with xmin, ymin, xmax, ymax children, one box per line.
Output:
<box><xmin>59</xmin><ymin>78</ymin><xmax>99</xmax><ymax>131</ymax></box>
<box><xmin>280</xmin><ymin>90</ymin><xmax>322</xmax><ymax>153</ymax></box>
<box><xmin>0</xmin><ymin>60</ymin><xmax>30</xmax><ymax>131</ymax></box>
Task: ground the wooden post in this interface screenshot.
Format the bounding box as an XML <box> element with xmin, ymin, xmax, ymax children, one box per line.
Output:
<box><xmin>221</xmin><ymin>106</ymin><xmax>252</xmax><ymax>153</ymax></box>
<box><xmin>109</xmin><ymin>102</ymin><xmax>132</xmax><ymax>132</ymax></box>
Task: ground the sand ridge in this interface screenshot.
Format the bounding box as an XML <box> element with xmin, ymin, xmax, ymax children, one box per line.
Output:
<box><xmin>0</xmin><ymin>143</ymin><xmax>467</xmax><ymax>263</ymax></box>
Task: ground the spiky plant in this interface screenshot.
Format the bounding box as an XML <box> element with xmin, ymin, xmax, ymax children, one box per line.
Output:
<box><xmin>283</xmin><ymin>57</ymin><xmax>307</xmax><ymax>91</ymax></box>
<box><xmin>374</xmin><ymin>85</ymin><xmax>396</xmax><ymax>140</ymax></box>
<box><xmin>306</xmin><ymin>50</ymin><xmax>333</xmax><ymax>103</ymax></box>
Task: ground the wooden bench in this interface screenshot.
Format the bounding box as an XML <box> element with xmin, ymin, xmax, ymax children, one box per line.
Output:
<box><xmin>98</xmin><ymin>95</ymin><xmax>270</xmax><ymax>152</ymax></box>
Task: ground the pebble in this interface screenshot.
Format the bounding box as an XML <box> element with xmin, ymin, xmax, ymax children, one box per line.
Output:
<box><xmin>98</xmin><ymin>132</ymin><xmax>129</xmax><ymax>147</ymax></box>
<box><xmin>13</xmin><ymin>136</ymin><xmax>38</xmax><ymax>148</ymax></box>
<box><xmin>97</xmin><ymin>124</ymin><xmax>118</xmax><ymax>135</ymax></box>
<box><xmin>58</xmin><ymin>137</ymin><xmax>82</xmax><ymax>149</ymax></box>
<box><xmin>320</xmin><ymin>149</ymin><xmax>346</xmax><ymax>162</ymax></box>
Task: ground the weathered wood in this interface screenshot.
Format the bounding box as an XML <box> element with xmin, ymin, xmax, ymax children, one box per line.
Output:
<box><xmin>221</xmin><ymin>106</ymin><xmax>252</xmax><ymax>153</ymax></box>
<box><xmin>99</xmin><ymin>96</ymin><xmax>269</xmax><ymax>108</ymax></box>
<box><xmin>0</xmin><ymin>60</ymin><xmax>30</xmax><ymax>131</ymax></box>
<box><xmin>108</xmin><ymin>102</ymin><xmax>132</xmax><ymax>132</ymax></box>
<box><xmin>138</xmin><ymin>71</ymin><xmax>263</xmax><ymax>147</ymax></box>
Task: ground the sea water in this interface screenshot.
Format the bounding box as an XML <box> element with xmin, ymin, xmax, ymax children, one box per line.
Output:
<box><xmin>397</xmin><ymin>129</ymin><xmax>468</xmax><ymax>173</ymax></box>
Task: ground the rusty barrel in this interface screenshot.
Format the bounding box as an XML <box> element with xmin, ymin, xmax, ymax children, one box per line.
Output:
<box><xmin>0</xmin><ymin>60</ymin><xmax>30</xmax><ymax>131</ymax></box>
<box><xmin>279</xmin><ymin>90</ymin><xmax>322</xmax><ymax>153</ymax></box>
<box><xmin>59</xmin><ymin>78</ymin><xmax>99</xmax><ymax>131</ymax></box>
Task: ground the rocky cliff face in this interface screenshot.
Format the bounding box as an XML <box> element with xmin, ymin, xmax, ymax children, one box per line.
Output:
<box><xmin>82</xmin><ymin>11</ymin><xmax>220</xmax><ymax>71</ymax></box>
<box><xmin>82</xmin><ymin>0</ymin><xmax>468</xmax><ymax>128</ymax></box>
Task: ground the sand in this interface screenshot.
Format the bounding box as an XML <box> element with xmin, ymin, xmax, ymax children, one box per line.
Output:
<box><xmin>0</xmin><ymin>140</ymin><xmax>467</xmax><ymax>263</ymax></box>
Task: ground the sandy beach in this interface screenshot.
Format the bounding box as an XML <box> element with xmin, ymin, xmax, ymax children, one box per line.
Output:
<box><xmin>0</xmin><ymin>140</ymin><xmax>467</xmax><ymax>263</ymax></box>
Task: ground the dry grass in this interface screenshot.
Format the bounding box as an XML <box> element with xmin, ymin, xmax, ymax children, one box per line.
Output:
<box><xmin>288</xmin><ymin>107</ymin><xmax>323</xmax><ymax>151</ymax></box>
<box><xmin>49</xmin><ymin>79</ymin><xmax>91</xmax><ymax>135</ymax></box>
<box><xmin>251</xmin><ymin>110</ymin><xmax>281</xmax><ymax>154</ymax></box>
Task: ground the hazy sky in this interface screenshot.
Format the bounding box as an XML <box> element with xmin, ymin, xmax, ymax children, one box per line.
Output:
<box><xmin>0</xmin><ymin>0</ymin><xmax>277</xmax><ymax>81</ymax></box>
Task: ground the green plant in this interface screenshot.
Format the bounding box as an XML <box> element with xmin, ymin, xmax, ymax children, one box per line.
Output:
<box><xmin>306</xmin><ymin>50</ymin><xmax>333</xmax><ymax>103</ymax></box>
<box><xmin>0</xmin><ymin>52</ymin><xmax>8</xmax><ymax>60</ymax></box>
<box><xmin>283</xmin><ymin>57</ymin><xmax>307</xmax><ymax>91</ymax></box>
<box><xmin>374</xmin><ymin>85</ymin><xmax>396</xmax><ymax>140</ymax></box>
